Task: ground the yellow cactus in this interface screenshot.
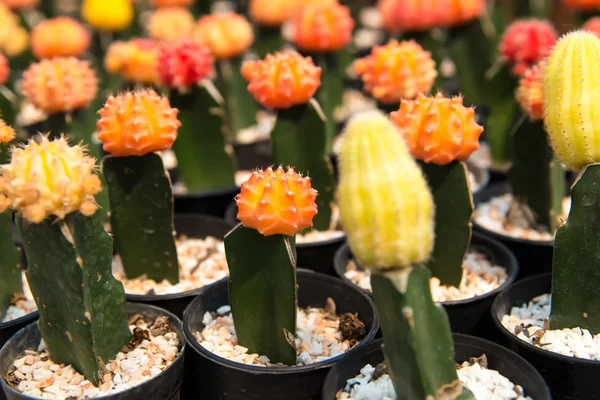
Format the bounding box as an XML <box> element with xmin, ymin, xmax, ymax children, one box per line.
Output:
<box><xmin>338</xmin><ymin>111</ymin><xmax>435</xmax><ymax>269</ymax></box>
<box><xmin>543</xmin><ymin>30</ymin><xmax>600</xmax><ymax>171</ymax></box>
<box><xmin>81</xmin><ymin>0</ymin><xmax>133</xmax><ymax>31</ymax></box>
<box><xmin>0</xmin><ymin>136</ymin><xmax>101</xmax><ymax>223</ymax></box>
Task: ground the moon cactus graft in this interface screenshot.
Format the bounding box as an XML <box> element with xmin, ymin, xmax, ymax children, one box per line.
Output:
<box><xmin>516</xmin><ymin>60</ymin><xmax>545</xmax><ymax>121</ymax></box>
<box><xmin>157</xmin><ymin>40</ymin><xmax>213</xmax><ymax>90</ymax></box>
<box><xmin>147</xmin><ymin>7</ymin><xmax>194</xmax><ymax>42</ymax></box>
<box><xmin>500</xmin><ymin>19</ymin><xmax>557</xmax><ymax>76</ymax></box>
<box><xmin>291</xmin><ymin>2</ymin><xmax>354</xmax><ymax>53</ymax></box>
<box><xmin>31</xmin><ymin>17</ymin><xmax>90</xmax><ymax>59</ymax></box>
<box><xmin>105</xmin><ymin>39</ymin><xmax>160</xmax><ymax>85</ymax></box>
<box><xmin>193</xmin><ymin>13</ymin><xmax>254</xmax><ymax>60</ymax></box>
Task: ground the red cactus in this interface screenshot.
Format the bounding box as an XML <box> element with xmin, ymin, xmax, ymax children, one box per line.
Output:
<box><xmin>500</xmin><ymin>19</ymin><xmax>557</xmax><ymax>76</ymax></box>
<box><xmin>157</xmin><ymin>40</ymin><xmax>213</xmax><ymax>91</ymax></box>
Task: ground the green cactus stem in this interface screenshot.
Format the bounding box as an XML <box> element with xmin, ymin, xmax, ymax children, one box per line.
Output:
<box><xmin>0</xmin><ymin>212</ymin><xmax>22</xmax><ymax>320</ymax></box>
<box><xmin>254</xmin><ymin>26</ymin><xmax>284</xmax><ymax>60</ymax></box>
<box><xmin>169</xmin><ymin>84</ymin><xmax>236</xmax><ymax>192</ymax></box>
<box><xmin>419</xmin><ymin>161</ymin><xmax>472</xmax><ymax>288</ymax></box>
<box><xmin>16</xmin><ymin>211</ymin><xmax>131</xmax><ymax>384</ymax></box>
<box><xmin>550</xmin><ymin>164</ymin><xmax>600</xmax><ymax>333</ymax></box>
<box><xmin>508</xmin><ymin>119</ymin><xmax>565</xmax><ymax>233</ymax></box>
<box><xmin>371</xmin><ymin>266</ymin><xmax>474</xmax><ymax>400</ymax></box>
<box><xmin>271</xmin><ymin>101</ymin><xmax>334</xmax><ymax>231</ymax></box>
<box><xmin>225</xmin><ymin>224</ymin><xmax>297</xmax><ymax>365</ymax></box>
<box><xmin>103</xmin><ymin>153</ymin><xmax>179</xmax><ymax>284</ymax></box>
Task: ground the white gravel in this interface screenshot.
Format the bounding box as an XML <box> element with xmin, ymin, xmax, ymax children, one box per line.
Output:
<box><xmin>2</xmin><ymin>273</ymin><xmax>36</xmax><ymax>323</ymax></box>
<box><xmin>344</xmin><ymin>251</ymin><xmax>508</xmax><ymax>302</ymax></box>
<box><xmin>501</xmin><ymin>293</ymin><xmax>600</xmax><ymax>360</ymax></box>
<box><xmin>6</xmin><ymin>316</ymin><xmax>181</xmax><ymax>399</ymax></box>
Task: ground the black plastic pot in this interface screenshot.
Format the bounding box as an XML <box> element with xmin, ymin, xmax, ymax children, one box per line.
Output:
<box><xmin>322</xmin><ymin>335</ymin><xmax>551</xmax><ymax>400</ymax></box>
<box><xmin>233</xmin><ymin>139</ymin><xmax>273</xmax><ymax>171</ymax></box>
<box><xmin>181</xmin><ymin>269</ymin><xmax>379</xmax><ymax>400</ymax></box>
<box><xmin>334</xmin><ymin>231</ymin><xmax>519</xmax><ymax>337</ymax></box>
<box><xmin>0</xmin><ymin>313</ymin><xmax>38</xmax><ymax>350</ymax></box>
<box><xmin>224</xmin><ymin>202</ymin><xmax>346</xmax><ymax>276</ymax></box>
<box><xmin>0</xmin><ymin>303</ymin><xmax>185</xmax><ymax>400</ymax></box>
<box><xmin>473</xmin><ymin>182</ymin><xmax>554</xmax><ymax>279</ymax></box>
<box><xmin>124</xmin><ymin>213</ymin><xmax>235</xmax><ymax>319</ymax></box>
<box><xmin>491</xmin><ymin>272</ymin><xmax>600</xmax><ymax>399</ymax></box>
<box><xmin>174</xmin><ymin>186</ymin><xmax>239</xmax><ymax>218</ymax></box>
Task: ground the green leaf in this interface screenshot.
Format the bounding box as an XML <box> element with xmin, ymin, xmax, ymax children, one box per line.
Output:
<box><xmin>218</xmin><ymin>57</ymin><xmax>258</xmax><ymax>139</ymax></box>
<box><xmin>0</xmin><ymin>212</ymin><xmax>21</xmax><ymax>319</ymax></box>
<box><xmin>170</xmin><ymin>85</ymin><xmax>235</xmax><ymax>191</ymax></box>
<box><xmin>271</xmin><ymin>102</ymin><xmax>334</xmax><ymax>231</ymax></box>
<box><xmin>371</xmin><ymin>266</ymin><xmax>473</xmax><ymax>400</ymax></box>
<box><xmin>551</xmin><ymin>164</ymin><xmax>600</xmax><ymax>334</ymax></box>
<box><xmin>17</xmin><ymin>212</ymin><xmax>131</xmax><ymax>385</ymax></box>
<box><xmin>419</xmin><ymin>161</ymin><xmax>472</xmax><ymax>287</ymax></box>
<box><xmin>225</xmin><ymin>224</ymin><xmax>297</xmax><ymax>365</ymax></box>
<box><xmin>103</xmin><ymin>154</ymin><xmax>179</xmax><ymax>284</ymax></box>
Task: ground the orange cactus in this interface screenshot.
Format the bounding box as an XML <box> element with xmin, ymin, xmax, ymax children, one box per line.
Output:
<box><xmin>147</xmin><ymin>7</ymin><xmax>194</xmax><ymax>42</ymax></box>
<box><xmin>22</xmin><ymin>57</ymin><xmax>97</xmax><ymax>114</ymax></box>
<box><xmin>150</xmin><ymin>0</ymin><xmax>194</xmax><ymax>7</ymax></box>
<box><xmin>1</xmin><ymin>0</ymin><xmax>38</xmax><ymax>9</ymax></box>
<box><xmin>0</xmin><ymin>119</ymin><xmax>14</xmax><ymax>143</ymax></box>
<box><xmin>390</xmin><ymin>92</ymin><xmax>483</xmax><ymax>165</ymax></box>
<box><xmin>193</xmin><ymin>13</ymin><xmax>254</xmax><ymax>60</ymax></box>
<box><xmin>250</xmin><ymin>0</ymin><xmax>296</xmax><ymax>26</ymax></box>
<box><xmin>242</xmin><ymin>50</ymin><xmax>321</xmax><ymax>109</ymax></box>
<box><xmin>516</xmin><ymin>60</ymin><xmax>545</xmax><ymax>121</ymax></box>
<box><xmin>236</xmin><ymin>166</ymin><xmax>318</xmax><ymax>236</ymax></box>
<box><xmin>354</xmin><ymin>40</ymin><xmax>437</xmax><ymax>104</ymax></box>
<box><xmin>561</xmin><ymin>0</ymin><xmax>600</xmax><ymax>9</ymax></box>
<box><xmin>0</xmin><ymin>52</ymin><xmax>9</xmax><ymax>85</ymax></box>
<box><xmin>31</xmin><ymin>17</ymin><xmax>90</xmax><ymax>59</ymax></box>
<box><xmin>291</xmin><ymin>2</ymin><xmax>354</xmax><ymax>52</ymax></box>
<box><xmin>104</xmin><ymin>39</ymin><xmax>159</xmax><ymax>84</ymax></box>
<box><xmin>97</xmin><ymin>89</ymin><xmax>181</xmax><ymax>157</ymax></box>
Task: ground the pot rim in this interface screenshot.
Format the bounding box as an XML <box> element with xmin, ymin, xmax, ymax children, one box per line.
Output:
<box><xmin>334</xmin><ymin>231</ymin><xmax>519</xmax><ymax>306</ymax></box>
<box><xmin>0</xmin><ymin>311</ymin><xmax>38</xmax><ymax>331</ymax></box>
<box><xmin>182</xmin><ymin>269</ymin><xmax>379</xmax><ymax>375</ymax></box>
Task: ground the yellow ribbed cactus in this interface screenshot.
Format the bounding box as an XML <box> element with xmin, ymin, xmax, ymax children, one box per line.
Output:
<box><xmin>338</xmin><ymin>111</ymin><xmax>435</xmax><ymax>269</ymax></box>
<box><xmin>543</xmin><ymin>30</ymin><xmax>600</xmax><ymax>171</ymax></box>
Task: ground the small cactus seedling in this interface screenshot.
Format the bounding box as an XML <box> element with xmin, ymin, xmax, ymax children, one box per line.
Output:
<box><xmin>242</xmin><ymin>51</ymin><xmax>335</xmax><ymax>231</ymax></box>
<box><xmin>98</xmin><ymin>89</ymin><xmax>181</xmax><ymax>285</ymax></box>
<box><xmin>391</xmin><ymin>93</ymin><xmax>483</xmax><ymax>287</ymax></box>
<box><xmin>157</xmin><ymin>40</ymin><xmax>235</xmax><ymax>192</ymax></box>
<box><xmin>226</xmin><ymin>166</ymin><xmax>318</xmax><ymax>365</ymax></box>
<box><xmin>0</xmin><ymin>136</ymin><xmax>131</xmax><ymax>384</ymax></box>
<box><xmin>544</xmin><ymin>31</ymin><xmax>600</xmax><ymax>333</ymax></box>
<box><xmin>338</xmin><ymin>111</ymin><xmax>473</xmax><ymax>400</ymax></box>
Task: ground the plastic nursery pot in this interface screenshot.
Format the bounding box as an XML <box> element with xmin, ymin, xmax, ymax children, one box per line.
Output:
<box><xmin>233</xmin><ymin>139</ymin><xmax>273</xmax><ymax>171</ymax></box>
<box><xmin>174</xmin><ymin>186</ymin><xmax>240</xmax><ymax>218</ymax></box>
<box><xmin>321</xmin><ymin>335</ymin><xmax>551</xmax><ymax>400</ymax></box>
<box><xmin>0</xmin><ymin>303</ymin><xmax>185</xmax><ymax>400</ymax></box>
<box><xmin>224</xmin><ymin>202</ymin><xmax>346</xmax><ymax>276</ymax></box>
<box><xmin>181</xmin><ymin>269</ymin><xmax>379</xmax><ymax>400</ymax></box>
<box><xmin>491</xmin><ymin>272</ymin><xmax>600</xmax><ymax>400</ymax></box>
<box><xmin>123</xmin><ymin>213</ymin><xmax>235</xmax><ymax>319</ymax></box>
<box><xmin>334</xmin><ymin>231</ymin><xmax>519</xmax><ymax>338</ymax></box>
<box><xmin>473</xmin><ymin>182</ymin><xmax>554</xmax><ymax>279</ymax></box>
<box><xmin>0</xmin><ymin>312</ymin><xmax>38</xmax><ymax>351</ymax></box>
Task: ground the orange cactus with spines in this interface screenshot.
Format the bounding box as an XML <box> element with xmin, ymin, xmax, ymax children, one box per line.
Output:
<box><xmin>147</xmin><ymin>7</ymin><xmax>194</xmax><ymax>42</ymax></box>
<box><xmin>516</xmin><ymin>60</ymin><xmax>545</xmax><ymax>121</ymax></box>
<box><xmin>291</xmin><ymin>2</ymin><xmax>354</xmax><ymax>52</ymax></box>
<box><xmin>242</xmin><ymin>51</ymin><xmax>322</xmax><ymax>109</ymax></box>
<box><xmin>104</xmin><ymin>39</ymin><xmax>159</xmax><ymax>84</ymax></box>
<box><xmin>0</xmin><ymin>120</ymin><xmax>14</xmax><ymax>143</ymax></box>
<box><xmin>561</xmin><ymin>0</ymin><xmax>600</xmax><ymax>9</ymax></box>
<box><xmin>22</xmin><ymin>57</ymin><xmax>97</xmax><ymax>114</ymax></box>
<box><xmin>1</xmin><ymin>0</ymin><xmax>38</xmax><ymax>9</ymax></box>
<box><xmin>250</xmin><ymin>0</ymin><xmax>296</xmax><ymax>26</ymax></box>
<box><xmin>150</xmin><ymin>0</ymin><xmax>194</xmax><ymax>7</ymax></box>
<box><xmin>193</xmin><ymin>13</ymin><xmax>254</xmax><ymax>60</ymax></box>
<box><xmin>354</xmin><ymin>40</ymin><xmax>437</xmax><ymax>104</ymax></box>
<box><xmin>31</xmin><ymin>17</ymin><xmax>91</xmax><ymax>59</ymax></box>
<box><xmin>0</xmin><ymin>136</ymin><xmax>101</xmax><ymax>223</ymax></box>
<box><xmin>0</xmin><ymin>53</ymin><xmax>9</xmax><ymax>85</ymax></box>
<box><xmin>97</xmin><ymin>90</ymin><xmax>181</xmax><ymax>157</ymax></box>
<box><xmin>390</xmin><ymin>92</ymin><xmax>483</xmax><ymax>165</ymax></box>
<box><xmin>236</xmin><ymin>166</ymin><xmax>318</xmax><ymax>237</ymax></box>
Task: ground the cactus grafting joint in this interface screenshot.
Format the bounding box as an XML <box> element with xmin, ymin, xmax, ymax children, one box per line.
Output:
<box><xmin>583</xmin><ymin>17</ymin><xmax>600</xmax><ymax>37</ymax></box>
<box><xmin>250</xmin><ymin>0</ymin><xmax>297</xmax><ymax>27</ymax></box>
<box><xmin>193</xmin><ymin>13</ymin><xmax>254</xmax><ymax>60</ymax></box>
<box><xmin>291</xmin><ymin>2</ymin><xmax>354</xmax><ymax>53</ymax></box>
<box><xmin>81</xmin><ymin>0</ymin><xmax>133</xmax><ymax>31</ymax></box>
<box><xmin>147</xmin><ymin>7</ymin><xmax>195</xmax><ymax>42</ymax></box>
<box><xmin>31</xmin><ymin>17</ymin><xmax>91</xmax><ymax>60</ymax></box>
<box><xmin>500</xmin><ymin>19</ymin><xmax>557</xmax><ymax>76</ymax></box>
<box><xmin>157</xmin><ymin>40</ymin><xmax>213</xmax><ymax>91</ymax></box>
<box><xmin>22</xmin><ymin>57</ymin><xmax>97</xmax><ymax>115</ymax></box>
<box><xmin>0</xmin><ymin>3</ymin><xmax>29</xmax><ymax>57</ymax></box>
<box><xmin>242</xmin><ymin>51</ymin><xmax>322</xmax><ymax>110</ymax></box>
<box><xmin>543</xmin><ymin>30</ymin><xmax>600</xmax><ymax>171</ymax></box>
<box><xmin>105</xmin><ymin>39</ymin><xmax>160</xmax><ymax>85</ymax></box>
<box><xmin>97</xmin><ymin>89</ymin><xmax>180</xmax><ymax>157</ymax></box>
<box><xmin>561</xmin><ymin>0</ymin><xmax>600</xmax><ymax>10</ymax></box>
<box><xmin>390</xmin><ymin>92</ymin><xmax>483</xmax><ymax>165</ymax></box>
<box><xmin>354</xmin><ymin>40</ymin><xmax>437</xmax><ymax>104</ymax></box>
<box><xmin>236</xmin><ymin>166</ymin><xmax>318</xmax><ymax>237</ymax></box>
<box><xmin>150</xmin><ymin>0</ymin><xmax>194</xmax><ymax>7</ymax></box>
<box><xmin>517</xmin><ymin>60</ymin><xmax>545</xmax><ymax>121</ymax></box>
<box><xmin>0</xmin><ymin>136</ymin><xmax>101</xmax><ymax>223</ymax></box>
<box><xmin>0</xmin><ymin>52</ymin><xmax>9</xmax><ymax>86</ymax></box>
<box><xmin>338</xmin><ymin>111</ymin><xmax>435</xmax><ymax>269</ymax></box>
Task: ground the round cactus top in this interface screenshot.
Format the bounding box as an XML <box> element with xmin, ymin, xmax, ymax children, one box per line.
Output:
<box><xmin>500</xmin><ymin>19</ymin><xmax>557</xmax><ymax>76</ymax></box>
<box><xmin>147</xmin><ymin>7</ymin><xmax>195</xmax><ymax>42</ymax></box>
<box><xmin>390</xmin><ymin>92</ymin><xmax>483</xmax><ymax>165</ymax></box>
<box><xmin>193</xmin><ymin>13</ymin><xmax>254</xmax><ymax>60</ymax></box>
<box><xmin>0</xmin><ymin>120</ymin><xmax>15</xmax><ymax>144</ymax></box>
<box><xmin>81</xmin><ymin>0</ymin><xmax>133</xmax><ymax>31</ymax></box>
<box><xmin>0</xmin><ymin>136</ymin><xmax>102</xmax><ymax>223</ymax></box>
<box><xmin>105</xmin><ymin>39</ymin><xmax>160</xmax><ymax>85</ymax></box>
<box><xmin>242</xmin><ymin>51</ymin><xmax>322</xmax><ymax>110</ymax></box>
<box><xmin>0</xmin><ymin>4</ymin><xmax>29</xmax><ymax>58</ymax></box>
<box><xmin>516</xmin><ymin>60</ymin><xmax>545</xmax><ymax>121</ymax></box>
<box><xmin>291</xmin><ymin>2</ymin><xmax>354</xmax><ymax>53</ymax></box>
<box><xmin>236</xmin><ymin>166</ymin><xmax>318</xmax><ymax>237</ymax></box>
<box><xmin>97</xmin><ymin>89</ymin><xmax>181</xmax><ymax>157</ymax></box>
<box><xmin>31</xmin><ymin>17</ymin><xmax>90</xmax><ymax>60</ymax></box>
<box><xmin>561</xmin><ymin>0</ymin><xmax>600</xmax><ymax>10</ymax></box>
<box><xmin>157</xmin><ymin>40</ymin><xmax>213</xmax><ymax>91</ymax></box>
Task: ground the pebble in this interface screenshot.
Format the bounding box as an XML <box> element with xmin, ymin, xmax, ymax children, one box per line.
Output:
<box><xmin>332</xmin><ymin>91</ymin><xmax>377</xmax><ymax>124</ymax></box>
<box><xmin>8</xmin><ymin>319</ymin><xmax>181</xmax><ymax>399</ymax></box>
<box><xmin>2</xmin><ymin>273</ymin><xmax>37</xmax><ymax>323</ymax></box>
<box><xmin>501</xmin><ymin>293</ymin><xmax>600</xmax><ymax>360</ymax></box>
<box><xmin>345</xmin><ymin>251</ymin><xmax>507</xmax><ymax>301</ymax></box>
